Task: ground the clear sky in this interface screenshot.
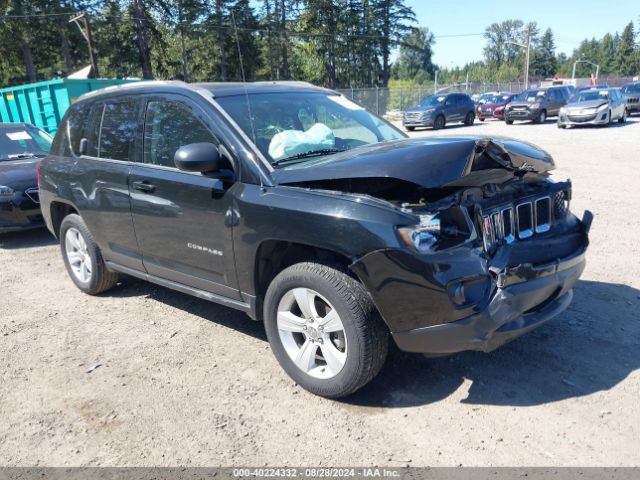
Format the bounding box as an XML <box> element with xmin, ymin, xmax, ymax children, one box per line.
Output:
<box><xmin>408</xmin><ymin>0</ymin><xmax>638</xmax><ymax>68</ymax></box>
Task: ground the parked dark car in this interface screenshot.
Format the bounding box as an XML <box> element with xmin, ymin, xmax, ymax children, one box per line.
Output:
<box><xmin>504</xmin><ymin>86</ymin><xmax>569</xmax><ymax>124</ymax></box>
<box><xmin>558</xmin><ymin>88</ymin><xmax>627</xmax><ymax>128</ymax></box>
<box><xmin>0</xmin><ymin>123</ymin><xmax>51</xmax><ymax>233</ymax></box>
<box><xmin>39</xmin><ymin>81</ymin><xmax>591</xmax><ymax>398</ymax></box>
<box><xmin>476</xmin><ymin>93</ymin><xmax>516</xmax><ymax>121</ymax></box>
<box><xmin>621</xmin><ymin>82</ymin><xmax>640</xmax><ymax>115</ymax></box>
<box><xmin>403</xmin><ymin>93</ymin><xmax>476</xmax><ymax>130</ymax></box>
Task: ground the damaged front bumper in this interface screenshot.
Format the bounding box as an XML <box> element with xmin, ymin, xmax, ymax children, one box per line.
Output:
<box><xmin>351</xmin><ymin>211</ymin><xmax>592</xmax><ymax>355</ymax></box>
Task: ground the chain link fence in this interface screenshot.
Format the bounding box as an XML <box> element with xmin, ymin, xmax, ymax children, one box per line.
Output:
<box><xmin>339</xmin><ymin>76</ymin><xmax>637</xmax><ymax>117</ymax></box>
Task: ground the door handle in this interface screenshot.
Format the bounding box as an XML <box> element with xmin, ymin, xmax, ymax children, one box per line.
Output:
<box><xmin>132</xmin><ymin>180</ymin><xmax>156</xmax><ymax>193</ymax></box>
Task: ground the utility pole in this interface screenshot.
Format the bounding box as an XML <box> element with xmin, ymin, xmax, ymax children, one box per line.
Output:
<box><xmin>69</xmin><ymin>12</ymin><xmax>99</xmax><ymax>78</ymax></box>
<box><xmin>507</xmin><ymin>26</ymin><xmax>532</xmax><ymax>90</ymax></box>
<box><xmin>524</xmin><ymin>26</ymin><xmax>531</xmax><ymax>90</ymax></box>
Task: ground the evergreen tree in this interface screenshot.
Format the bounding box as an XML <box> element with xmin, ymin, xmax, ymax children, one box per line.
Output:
<box><xmin>530</xmin><ymin>28</ymin><xmax>557</xmax><ymax>78</ymax></box>
<box><xmin>393</xmin><ymin>27</ymin><xmax>435</xmax><ymax>81</ymax></box>
<box><xmin>614</xmin><ymin>22</ymin><xmax>637</xmax><ymax>75</ymax></box>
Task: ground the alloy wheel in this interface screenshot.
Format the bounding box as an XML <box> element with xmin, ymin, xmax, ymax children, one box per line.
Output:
<box><xmin>276</xmin><ymin>288</ymin><xmax>347</xmax><ymax>379</ymax></box>
<box><xmin>65</xmin><ymin>227</ymin><xmax>92</xmax><ymax>283</ymax></box>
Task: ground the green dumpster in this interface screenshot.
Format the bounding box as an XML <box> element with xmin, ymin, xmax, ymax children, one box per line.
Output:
<box><xmin>0</xmin><ymin>78</ymin><xmax>138</xmax><ymax>135</ymax></box>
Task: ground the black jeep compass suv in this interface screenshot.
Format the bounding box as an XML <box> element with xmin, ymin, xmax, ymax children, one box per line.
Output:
<box><xmin>39</xmin><ymin>81</ymin><xmax>591</xmax><ymax>398</ymax></box>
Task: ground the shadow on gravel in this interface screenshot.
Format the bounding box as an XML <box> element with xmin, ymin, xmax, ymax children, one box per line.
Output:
<box><xmin>109</xmin><ymin>276</ymin><xmax>267</xmax><ymax>342</ymax></box>
<box><xmin>100</xmin><ymin>276</ymin><xmax>639</xmax><ymax>407</ymax></box>
<box><xmin>346</xmin><ymin>279</ymin><xmax>640</xmax><ymax>408</ymax></box>
<box><xmin>0</xmin><ymin>228</ymin><xmax>56</xmax><ymax>249</ymax></box>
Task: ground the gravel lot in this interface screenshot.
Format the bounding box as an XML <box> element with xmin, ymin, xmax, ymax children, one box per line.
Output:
<box><xmin>1</xmin><ymin>116</ymin><xmax>639</xmax><ymax>467</ymax></box>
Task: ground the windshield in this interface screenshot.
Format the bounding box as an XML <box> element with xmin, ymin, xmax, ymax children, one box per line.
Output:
<box><xmin>574</xmin><ymin>90</ymin><xmax>609</xmax><ymax>102</ymax></box>
<box><xmin>622</xmin><ymin>83</ymin><xmax>640</xmax><ymax>94</ymax></box>
<box><xmin>215</xmin><ymin>92</ymin><xmax>405</xmax><ymax>166</ymax></box>
<box><xmin>419</xmin><ymin>95</ymin><xmax>446</xmax><ymax>107</ymax></box>
<box><xmin>0</xmin><ymin>125</ymin><xmax>51</xmax><ymax>161</ymax></box>
<box><xmin>515</xmin><ymin>90</ymin><xmax>546</xmax><ymax>102</ymax></box>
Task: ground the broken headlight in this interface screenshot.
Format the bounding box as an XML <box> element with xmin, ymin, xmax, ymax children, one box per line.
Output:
<box><xmin>397</xmin><ymin>214</ymin><xmax>441</xmax><ymax>253</ymax></box>
<box><xmin>398</xmin><ymin>208</ymin><xmax>477</xmax><ymax>253</ymax></box>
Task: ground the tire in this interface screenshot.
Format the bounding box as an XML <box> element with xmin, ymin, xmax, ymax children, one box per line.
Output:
<box><xmin>479</xmin><ymin>117</ymin><xmax>485</xmax><ymax>122</ymax></box>
<box><xmin>433</xmin><ymin>115</ymin><xmax>445</xmax><ymax>130</ymax></box>
<box><xmin>557</xmin><ymin>123</ymin><xmax>566</xmax><ymax>129</ymax></box>
<box><xmin>263</xmin><ymin>262</ymin><xmax>389</xmax><ymax>398</ymax></box>
<box><xmin>464</xmin><ymin>111</ymin><xmax>475</xmax><ymax>126</ymax></box>
<box><xmin>619</xmin><ymin>109</ymin><xmax>627</xmax><ymax>123</ymax></box>
<box><xmin>59</xmin><ymin>214</ymin><xmax>119</xmax><ymax>295</ymax></box>
<box><xmin>536</xmin><ymin>110</ymin><xmax>547</xmax><ymax>124</ymax></box>
<box><xmin>405</xmin><ymin>126</ymin><xmax>415</xmax><ymax>131</ymax></box>
<box><xmin>505</xmin><ymin>119</ymin><xmax>514</xmax><ymax>125</ymax></box>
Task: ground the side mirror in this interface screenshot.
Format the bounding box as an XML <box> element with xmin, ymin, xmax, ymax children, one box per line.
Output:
<box><xmin>79</xmin><ymin>138</ymin><xmax>88</xmax><ymax>156</ymax></box>
<box><xmin>174</xmin><ymin>142</ymin><xmax>220</xmax><ymax>173</ymax></box>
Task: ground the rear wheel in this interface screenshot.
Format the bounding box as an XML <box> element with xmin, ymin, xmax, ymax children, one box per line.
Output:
<box><xmin>59</xmin><ymin>214</ymin><xmax>119</xmax><ymax>295</ymax></box>
<box><xmin>264</xmin><ymin>262</ymin><xmax>388</xmax><ymax>398</ymax></box>
<box><xmin>433</xmin><ymin>114</ymin><xmax>445</xmax><ymax>130</ymax></box>
<box><xmin>464</xmin><ymin>111</ymin><xmax>475</xmax><ymax>126</ymax></box>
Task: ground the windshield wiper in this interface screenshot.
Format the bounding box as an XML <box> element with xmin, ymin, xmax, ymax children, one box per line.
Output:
<box><xmin>7</xmin><ymin>152</ymin><xmax>47</xmax><ymax>159</ymax></box>
<box><xmin>272</xmin><ymin>148</ymin><xmax>346</xmax><ymax>166</ymax></box>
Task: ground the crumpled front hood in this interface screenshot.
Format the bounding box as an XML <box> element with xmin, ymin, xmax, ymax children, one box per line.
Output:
<box><xmin>0</xmin><ymin>158</ymin><xmax>39</xmax><ymax>191</ymax></box>
<box><xmin>565</xmin><ymin>99</ymin><xmax>608</xmax><ymax>110</ymax></box>
<box><xmin>272</xmin><ymin>136</ymin><xmax>555</xmax><ymax>189</ymax></box>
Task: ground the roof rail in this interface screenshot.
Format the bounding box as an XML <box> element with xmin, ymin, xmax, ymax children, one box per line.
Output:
<box><xmin>78</xmin><ymin>80</ymin><xmax>188</xmax><ymax>101</ymax></box>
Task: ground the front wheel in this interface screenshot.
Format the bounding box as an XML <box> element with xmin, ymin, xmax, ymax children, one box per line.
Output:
<box><xmin>59</xmin><ymin>214</ymin><xmax>119</xmax><ymax>295</ymax></box>
<box><xmin>405</xmin><ymin>126</ymin><xmax>415</xmax><ymax>131</ymax></box>
<box><xmin>619</xmin><ymin>109</ymin><xmax>627</xmax><ymax>123</ymax></box>
<box><xmin>536</xmin><ymin>110</ymin><xmax>547</xmax><ymax>124</ymax></box>
<box><xmin>433</xmin><ymin>115</ymin><xmax>445</xmax><ymax>130</ymax></box>
<box><xmin>464</xmin><ymin>111</ymin><xmax>475</xmax><ymax>126</ymax></box>
<box><xmin>264</xmin><ymin>262</ymin><xmax>388</xmax><ymax>398</ymax></box>
<box><xmin>505</xmin><ymin>119</ymin><xmax>514</xmax><ymax>125</ymax></box>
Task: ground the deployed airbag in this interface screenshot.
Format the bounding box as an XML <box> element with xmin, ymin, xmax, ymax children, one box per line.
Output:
<box><xmin>268</xmin><ymin>123</ymin><xmax>335</xmax><ymax>160</ymax></box>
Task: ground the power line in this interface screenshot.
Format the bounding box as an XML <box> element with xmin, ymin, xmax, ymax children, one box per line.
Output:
<box><xmin>0</xmin><ymin>11</ymin><xmax>76</xmax><ymax>20</ymax></box>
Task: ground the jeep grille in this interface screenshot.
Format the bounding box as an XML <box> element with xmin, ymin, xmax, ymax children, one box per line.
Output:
<box><xmin>481</xmin><ymin>193</ymin><xmax>566</xmax><ymax>252</ymax></box>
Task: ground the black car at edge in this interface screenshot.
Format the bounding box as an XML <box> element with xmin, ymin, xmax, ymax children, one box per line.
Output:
<box><xmin>39</xmin><ymin>81</ymin><xmax>591</xmax><ymax>398</ymax></box>
<box><xmin>0</xmin><ymin>123</ymin><xmax>52</xmax><ymax>233</ymax></box>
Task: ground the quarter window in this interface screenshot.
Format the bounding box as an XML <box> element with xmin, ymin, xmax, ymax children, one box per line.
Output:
<box><xmin>143</xmin><ymin>100</ymin><xmax>218</xmax><ymax>168</ymax></box>
<box><xmin>54</xmin><ymin>103</ymin><xmax>91</xmax><ymax>157</ymax></box>
<box><xmin>97</xmin><ymin>100</ymin><xmax>139</xmax><ymax>161</ymax></box>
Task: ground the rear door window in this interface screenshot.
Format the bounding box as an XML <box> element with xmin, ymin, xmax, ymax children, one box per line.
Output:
<box><xmin>97</xmin><ymin>99</ymin><xmax>139</xmax><ymax>161</ymax></box>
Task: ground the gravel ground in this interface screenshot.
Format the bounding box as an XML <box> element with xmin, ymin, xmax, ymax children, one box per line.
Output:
<box><xmin>1</xmin><ymin>115</ymin><xmax>639</xmax><ymax>467</ymax></box>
